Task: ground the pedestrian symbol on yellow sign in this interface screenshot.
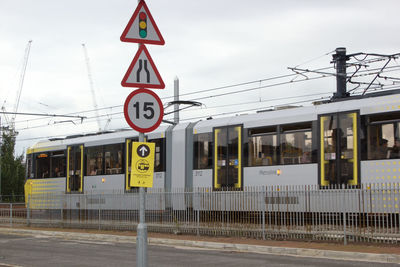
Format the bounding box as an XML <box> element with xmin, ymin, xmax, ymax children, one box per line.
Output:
<box><xmin>130</xmin><ymin>142</ymin><xmax>155</xmax><ymax>188</ymax></box>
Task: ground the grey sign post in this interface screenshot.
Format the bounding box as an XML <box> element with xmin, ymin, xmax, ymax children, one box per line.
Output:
<box><xmin>137</xmin><ymin>132</ymin><xmax>147</xmax><ymax>267</ymax></box>
<box><xmin>121</xmin><ymin>1</ymin><xmax>166</xmax><ymax>265</ymax></box>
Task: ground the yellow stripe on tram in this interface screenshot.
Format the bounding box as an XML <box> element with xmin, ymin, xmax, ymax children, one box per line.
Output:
<box><xmin>214</xmin><ymin>129</ymin><xmax>221</xmax><ymax>189</ymax></box>
<box><xmin>320</xmin><ymin>116</ymin><xmax>329</xmax><ymax>186</ymax></box>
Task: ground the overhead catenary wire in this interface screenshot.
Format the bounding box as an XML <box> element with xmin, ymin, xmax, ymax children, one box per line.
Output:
<box><xmin>12</xmin><ymin>56</ymin><xmax>400</xmax><ymax>133</ymax></box>
<box><xmin>13</xmin><ymin>64</ymin><xmax>400</xmax><ymax>127</ymax></box>
<box><xmin>293</xmin><ymin>50</ymin><xmax>336</xmax><ymax>68</ymax></box>
<box><xmin>17</xmin><ymin>81</ymin><xmax>400</xmax><ymax>138</ymax></box>
<box><xmin>162</xmin><ymin>66</ymin><xmax>336</xmax><ymax>100</ymax></box>
<box><xmin>12</xmin><ymin>67</ymin><xmax>400</xmax><ymax>132</ymax></box>
<box><xmin>11</xmin><ymin>51</ymin><xmax>400</xmax><ymax>129</ymax></box>
<box><xmin>16</xmin><ymin>81</ymin><xmax>400</xmax><ymax>142</ymax></box>
<box><xmin>14</xmin><ymin>90</ymin><xmax>334</xmax><ymax>132</ymax></box>
<box><xmin>15</xmin><ymin>91</ymin><xmax>333</xmax><ymax>132</ymax></box>
<box><xmin>15</xmin><ymin>60</ymin><xmax>398</xmax><ymax>129</ymax></box>
<box><xmin>16</xmin><ymin>95</ymin><xmax>332</xmax><ymax>142</ymax></box>
<box><xmin>10</xmin><ymin>67</ymin><xmax>336</xmax><ymax>127</ymax></box>
<box><xmin>13</xmin><ymin>75</ymin><xmax>400</xmax><ymax>133</ymax></box>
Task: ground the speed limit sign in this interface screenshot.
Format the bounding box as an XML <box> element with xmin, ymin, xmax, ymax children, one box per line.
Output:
<box><xmin>124</xmin><ymin>89</ymin><xmax>164</xmax><ymax>133</ymax></box>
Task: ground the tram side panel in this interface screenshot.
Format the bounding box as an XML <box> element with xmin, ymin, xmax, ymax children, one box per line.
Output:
<box><xmin>25</xmin><ymin>178</ymin><xmax>65</xmax><ymax>209</ymax></box>
<box><xmin>84</xmin><ymin>174</ymin><xmax>124</xmax><ymax>193</ymax></box>
<box><xmin>243</xmin><ymin>164</ymin><xmax>318</xmax><ymax>187</ymax></box>
<box><xmin>193</xmin><ymin>169</ymin><xmax>213</xmax><ymax>188</ymax></box>
<box><xmin>361</xmin><ymin>159</ymin><xmax>400</xmax><ymax>214</ymax></box>
<box><xmin>171</xmin><ymin>122</ymin><xmax>191</xmax><ymax>210</ymax></box>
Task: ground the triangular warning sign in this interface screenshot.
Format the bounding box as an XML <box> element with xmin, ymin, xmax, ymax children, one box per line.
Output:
<box><xmin>121</xmin><ymin>45</ymin><xmax>165</xmax><ymax>89</ymax></box>
<box><xmin>120</xmin><ymin>0</ymin><xmax>165</xmax><ymax>45</ymax></box>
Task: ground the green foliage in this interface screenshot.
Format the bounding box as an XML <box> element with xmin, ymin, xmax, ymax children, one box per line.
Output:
<box><xmin>1</xmin><ymin>130</ymin><xmax>26</xmax><ymax>197</ymax></box>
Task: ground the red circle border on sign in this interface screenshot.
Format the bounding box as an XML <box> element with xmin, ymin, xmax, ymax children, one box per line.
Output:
<box><xmin>124</xmin><ymin>88</ymin><xmax>164</xmax><ymax>133</ymax></box>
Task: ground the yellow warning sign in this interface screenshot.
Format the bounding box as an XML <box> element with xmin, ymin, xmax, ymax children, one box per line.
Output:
<box><xmin>130</xmin><ymin>142</ymin><xmax>155</xmax><ymax>188</ymax></box>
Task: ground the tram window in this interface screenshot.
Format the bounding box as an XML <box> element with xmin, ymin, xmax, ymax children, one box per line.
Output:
<box><xmin>280</xmin><ymin>122</ymin><xmax>313</xmax><ymax>164</ymax></box>
<box><xmin>105</xmin><ymin>144</ymin><xmax>123</xmax><ymax>175</ymax></box>
<box><xmin>86</xmin><ymin>146</ymin><xmax>104</xmax><ymax>176</ymax></box>
<box><xmin>26</xmin><ymin>154</ymin><xmax>34</xmax><ymax>179</ymax></box>
<box><xmin>50</xmin><ymin>151</ymin><xmax>65</xmax><ymax>177</ymax></box>
<box><xmin>35</xmin><ymin>153</ymin><xmax>50</xmax><ymax>178</ymax></box>
<box><xmin>193</xmin><ymin>133</ymin><xmax>212</xmax><ymax>169</ymax></box>
<box><xmin>367</xmin><ymin>122</ymin><xmax>396</xmax><ymax>160</ymax></box>
<box><xmin>150</xmin><ymin>138</ymin><xmax>165</xmax><ymax>172</ymax></box>
<box><xmin>365</xmin><ymin>112</ymin><xmax>400</xmax><ymax>160</ymax></box>
<box><xmin>248</xmin><ymin>126</ymin><xmax>278</xmax><ymax>166</ymax></box>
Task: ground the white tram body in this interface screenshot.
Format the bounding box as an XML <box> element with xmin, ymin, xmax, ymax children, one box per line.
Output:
<box><xmin>24</xmin><ymin>92</ymin><xmax>400</xmax><ymax>212</ymax></box>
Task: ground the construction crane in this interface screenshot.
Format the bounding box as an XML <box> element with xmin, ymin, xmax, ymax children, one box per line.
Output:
<box><xmin>12</xmin><ymin>40</ymin><xmax>33</xmax><ymax>130</ymax></box>
<box><xmin>1</xmin><ymin>40</ymin><xmax>32</xmax><ymax>133</ymax></box>
<box><xmin>82</xmin><ymin>43</ymin><xmax>102</xmax><ymax>132</ymax></box>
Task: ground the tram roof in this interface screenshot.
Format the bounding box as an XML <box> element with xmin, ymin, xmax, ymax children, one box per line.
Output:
<box><xmin>27</xmin><ymin>125</ymin><xmax>170</xmax><ymax>154</ymax></box>
<box><xmin>192</xmin><ymin>92</ymin><xmax>400</xmax><ymax>134</ymax></box>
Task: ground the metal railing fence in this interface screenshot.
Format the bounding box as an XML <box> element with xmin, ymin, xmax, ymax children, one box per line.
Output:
<box><xmin>1</xmin><ymin>183</ymin><xmax>399</xmax><ymax>245</ymax></box>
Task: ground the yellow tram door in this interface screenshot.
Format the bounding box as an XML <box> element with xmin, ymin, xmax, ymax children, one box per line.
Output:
<box><xmin>214</xmin><ymin>126</ymin><xmax>242</xmax><ymax>190</ymax></box>
<box><xmin>125</xmin><ymin>138</ymin><xmax>139</xmax><ymax>191</ymax></box>
<box><xmin>66</xmin><ymin>145</ymin><xmax>84</xmax><ymax>193</ymax></box>
<box><xmin>320</xmin><ymin>112</ymin><xmax>359</xmax><ymax>187</ymax></box>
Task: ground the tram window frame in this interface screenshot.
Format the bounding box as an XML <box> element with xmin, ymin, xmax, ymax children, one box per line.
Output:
<box><xmin>50</xmin><ymin>150</ymin><xmax>66</xmax><ymax>177</ymax></box>
<box><xmin>149</xmin><ymin>138</ymin><xmax>166</xmax><ymax>172</ymax></box>
<box><xmin>86</xmin><ymin>146</ymin><xmax>104</xmax><ymax>176</ymax></box>
<box><xmin>248</xmin><ymin>126</ymin><xmax>278</xmax><ymax>166</ymax></box>
<box><xmin>35</xmin><ymin>152</ymin><xmax>50</xmax><ymax>178</ymax></box>
<box><xmin>193</xmin><ymin>133</ymin><xmax>213</xmax><ymax>170</ymax></box>
<box><xmin>104</xmin><ymin>143</ymin><xmax>123</xmax><ymax>175</ymax></box>
<box><xmin>365</xmin><ymin>111</ymin><xmax>400</xmax><ymax>160</ymax></box>
<box><xmin>280</xmin><ymin>122</ymin><xmax>314</xmax><ymax>165</ymax></box>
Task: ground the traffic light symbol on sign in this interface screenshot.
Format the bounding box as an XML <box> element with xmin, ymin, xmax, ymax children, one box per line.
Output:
<box><xmin>139</xmin><ymin>12</ymin><xmax>147</xmax><ymax>38</ymax></box>
<box><xmin>120</xmin><ymin>0</ymin><xmax>165</xmax><ymax>45</ymax></box>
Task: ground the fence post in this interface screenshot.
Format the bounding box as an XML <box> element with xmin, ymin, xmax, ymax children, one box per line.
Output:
<box><xmin>60</xmin><ymin>195</ymin><xmax>64</xmax><ymax>227</ymax></box>
<box><xmin>10</xmin><ymin>203</ymin><xmax>12</xmax><ymax>227</ymax></box>
<box><xmin>343</xmin><ymin>209</ymin><xmax>347</xmax><ymax>245</ymax></box>
<box><xmin>343</xmin><ymin>188</ymin><xmax>347</xmax><ymax>245</ymax></box>
<box><xmin>197</xmin><ymin>206</ymin><xmax>200</xmax><ymax>236</ymax></box>
<box><xmin>262</xmin><ymin>188</ymin><xmax>266</xmax><ymax>240</ymax></box>
<box><xmin>27</xmin><ymin>195</ymin><xmax>30</xmax><ymax>227</ymax></box>
<box><xmin>195</xmin><ymin>191</ymin><xmax>200</xmax><ymax>236</ymax></box>
<box><xmin>98</xmin><ymin>194</ymin><xmax>101</xmax><ymax>230</ymax></box>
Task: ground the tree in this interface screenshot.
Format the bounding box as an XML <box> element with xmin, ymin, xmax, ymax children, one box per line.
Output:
<box><xmin>0</xmin><ymin>130</ymin><xmax>25</xmax><ymax>199</ymax></box>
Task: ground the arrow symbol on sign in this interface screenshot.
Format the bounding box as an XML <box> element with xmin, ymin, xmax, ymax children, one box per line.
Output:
<box><xmin>139</xmin><ymin>146</ymin><xmax>148</xmax><ymax>156</ymax></box>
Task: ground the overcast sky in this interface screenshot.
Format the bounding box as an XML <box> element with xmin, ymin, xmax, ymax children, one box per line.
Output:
<box><xmin>0</xmin><ymin>0</ymin><xmax>399</xmax><ymax>155</ymax></box>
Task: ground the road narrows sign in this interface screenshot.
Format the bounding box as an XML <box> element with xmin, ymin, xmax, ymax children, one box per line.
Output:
<box><xmin>130</xmin><ymin>141</ymin><xmax>155</xmax><ymax>187</ymax></box>
<box><xmin>124</xmin><ymin>88</ymin><xmax>164</xmax><ymax>133</ymax></box>
<box><xmin>120</xmin><ymin>0</ymin><xmax>165</xmax><ymax>45</ymax></box>
<box><xmin>121</xmin><ymin>45</ymin><xmax>165</xmax><ymax>89</ymax></box>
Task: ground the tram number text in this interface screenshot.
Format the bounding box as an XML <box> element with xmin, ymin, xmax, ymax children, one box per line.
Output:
<box><xmin>133</xmin><ymin>102</ymin><xmax>154</xmax><ymax>119</ymax></box>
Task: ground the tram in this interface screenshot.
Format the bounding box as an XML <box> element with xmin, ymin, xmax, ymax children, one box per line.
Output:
<box><xmin>24</xmin><ymin>90</ymin><xmax>400</xmax><ymax>212</ymax></box>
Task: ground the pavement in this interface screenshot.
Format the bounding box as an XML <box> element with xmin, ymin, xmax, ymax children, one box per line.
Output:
<box><xmin>0</xmin><ymin>227</ymin><xmax>399</xmax><ymax>265</ymax></box>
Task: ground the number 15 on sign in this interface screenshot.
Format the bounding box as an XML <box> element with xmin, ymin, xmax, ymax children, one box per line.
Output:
<box><xmin>124</xmin><ymin>89</ymin><xmax>164</xmax><ymax>133</ymax></box>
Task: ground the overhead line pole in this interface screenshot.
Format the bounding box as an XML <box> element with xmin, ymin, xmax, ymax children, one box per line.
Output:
<box><xmin>174</xmin><ymin>77</ymin><xmax>179</xmax><ymax>124</ymax></box>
